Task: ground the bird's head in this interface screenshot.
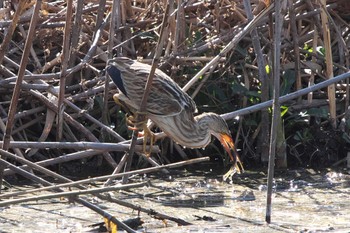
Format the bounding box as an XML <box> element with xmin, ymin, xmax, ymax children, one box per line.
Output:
<box><xmin>215</xmin><ymin>132</ymin><xmax>244</xmax><ymax>175</ymax></box>
<box><xmin>201</xmin><ymin>113</ymin><xmax>244</xmax><ymax>174</ymax></box>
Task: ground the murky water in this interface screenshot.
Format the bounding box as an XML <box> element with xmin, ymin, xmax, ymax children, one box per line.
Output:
<box><xmin>1</xmin><ymin>166</ymin><xmax>350</xmax><ymax>232</ymax></box>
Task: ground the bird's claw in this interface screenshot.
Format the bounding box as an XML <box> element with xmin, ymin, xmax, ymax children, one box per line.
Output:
<box><xmin>125</xmin><ymin>112</ymin><xmax>156</xmax><ymax>156</ymax></box>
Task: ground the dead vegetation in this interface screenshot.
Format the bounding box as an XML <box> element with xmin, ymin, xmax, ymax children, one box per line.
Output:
<box><xmin>0</xmin><ymin>0</ymin><xmax>350</xmax><ymax>231</ymax></box>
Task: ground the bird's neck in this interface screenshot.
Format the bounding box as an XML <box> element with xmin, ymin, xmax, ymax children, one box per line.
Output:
<box><xmin>194</xmin><ymin>112</ymin><xmax>218</xmax><ymax>134</ymax></box>
<box><xmin>150</xmin><ymin>111</ymin><xmax>212</xmax><ymax>149</ymax></box>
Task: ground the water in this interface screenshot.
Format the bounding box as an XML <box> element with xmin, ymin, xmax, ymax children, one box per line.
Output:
<box><xmin>0</xmin><ymin>167</ymin><xmax>350</xmax><ymax>232</ymax></box>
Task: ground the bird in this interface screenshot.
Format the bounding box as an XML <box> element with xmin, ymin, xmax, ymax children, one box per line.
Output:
<box><xmin>106</xmin><ymin>57</ymin><xmax>243</xmax><ymax>174</ymax></box>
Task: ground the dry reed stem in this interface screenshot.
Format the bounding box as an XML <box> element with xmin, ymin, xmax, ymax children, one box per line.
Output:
<box><xmin>320</xmin><ymin>0</ymin><xmax>336</xmax><ymax>129</ymax></box>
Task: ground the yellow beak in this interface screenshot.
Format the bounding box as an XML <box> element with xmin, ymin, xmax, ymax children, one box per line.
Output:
<box><xmin>219</xmin><ymin>133</ymin><xmax>244</xmax><ymax>174</ymax></box>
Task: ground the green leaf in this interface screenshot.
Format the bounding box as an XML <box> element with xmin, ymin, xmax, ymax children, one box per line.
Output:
<box><xmin>280</xmin><ymin>105</ymin><xmax>288</xmax><ymax>117</ymax></box>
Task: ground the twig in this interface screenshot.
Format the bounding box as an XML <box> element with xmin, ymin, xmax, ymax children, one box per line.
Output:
<box><xmin>1</xmin><ymin>106</ymin><xmax>46</xmax><ymax>122</ymax></box>
<box><xmin>288</xmin><ymin>0</ymin><xmax>302</xmax><ymax>103</ymax></box>
<box><xmin>3</xmin><ymin>149</ymin><xmax>101</xmax><ymax>176</ymax></box>
<box><xmin>103</xmin><ymin>0</ymin><xmax>123</xmax><ymax>186</ymax></box>
<box><xmin>308</xmin><ymin>24</ymin><xmax>318</xmax><ymax>104</ymax></box>
<box><xmin>105</xmin><ymin>194</ymin><xmax>192</xmax><ymax>226</ymax></box>
<box><xmin>68</xmin><ymin>0</ymin><xmax>84</xmax><ymax>68</ymax></box>
<box><xmin>81</xmin><ymin>12</ymin><xmax>111</xmax><ymax>65</ymax></box>
<box><xmin>102</xmin><ymin>0</ymin><xmax>117</xmax><ymax>127</ymax></box>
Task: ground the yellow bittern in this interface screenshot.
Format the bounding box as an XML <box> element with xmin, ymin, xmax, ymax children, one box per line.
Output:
<box><xmin>107</xmin><ymin>57</ymin><xmax>243</xmax><ymax>174</ymax></box>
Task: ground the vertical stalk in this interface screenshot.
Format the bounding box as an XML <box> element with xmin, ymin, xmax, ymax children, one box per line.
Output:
<box><xmin>320</xmin><ymin>0</ymin><xmax>336</xmax><ymax>128</ymax></box>
<box><xmin>288</xmin><ymin>0</ymin><xmax>301</xmax><ymax>103</ymax></box>
<box><xmin>266</xmin><ymin>0</ymin><xmax>286</xmax><ymax>223</ymax></box>
<box><xmin>103</xmin><ymin>0</ymin><xmax>120</xmax><ymax>186</ymax></box>
<box><xmin>243</xmin><ymin>0</ymin><xmax>270</xmax><ymax>163</ymax></box>
<box><xmin>69</xmin><ymin>0</ymin><xmax>84</xmax><ymax>69</ymax></box>
<box><xmin>102</xmin><ymin>0</ymin><xmax>118</xmax><ymax>126</ymax></box>
<box><xmin>57</xmin><ymin>0</ymin><xmax>73</xmax><ymax>141</ymax></box>
<box><xmin>308</xmin><ymin>24</ymin><xmax>318</xmax><ymax>104</ymax></box>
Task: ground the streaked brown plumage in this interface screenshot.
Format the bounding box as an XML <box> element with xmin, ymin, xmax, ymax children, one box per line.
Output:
<box><xmin>107</xmin><ymin>57</ymin><xmax>243</xmax><ymax>174</ymax></box>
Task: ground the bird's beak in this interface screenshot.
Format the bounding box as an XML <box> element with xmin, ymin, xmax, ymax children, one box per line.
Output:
<box><xmin>219</xmin><ymin>133</ymin><xmax>244</xmax><ymax>174</ymax></box>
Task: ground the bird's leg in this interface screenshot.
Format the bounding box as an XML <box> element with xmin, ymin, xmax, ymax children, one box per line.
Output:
<box><xmin>141</xmin><ymin>122</ymin><xmax>156</xmax><ymax>156</ymax></box>
<box><xmin>126</xmin><ymin>111</ymin><xmax>156</xmax><ymax>156</ymax></box>
<box><xmin>113</xmin><ymin>94</ymin><xmax>156</xmax><ymax>155</ymax></box>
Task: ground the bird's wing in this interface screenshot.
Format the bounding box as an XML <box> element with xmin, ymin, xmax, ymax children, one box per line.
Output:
<box><xmin>133</xmin><ymin>64</ymin><xmax>197</xmax><ymax>117</ymax></box>
<box><xmin>106</xmin><ymin>65</ymin><xmax>129</xmax><ymax>98</ymax></box>
<box><xmin>108</xmin><ymin>58</ymin><xmax>197</xmax><ymax>117</ymax></box>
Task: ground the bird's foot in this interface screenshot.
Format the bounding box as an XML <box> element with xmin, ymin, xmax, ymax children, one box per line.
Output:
<box><xmin>125</xmin><ymin>113</ymin><xmax>148</xmax><ymax>130</ymax></box>
<box><xmin>126</xmin><ymin>112</ymin><xmax>155</xmax><ymax>156</ymax></box>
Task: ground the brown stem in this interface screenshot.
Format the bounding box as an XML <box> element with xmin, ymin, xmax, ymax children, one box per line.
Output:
<box><xmin>57</xmin><ymin>0</ymin><xmax>74</xmax><ymax>141</ymax></box>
